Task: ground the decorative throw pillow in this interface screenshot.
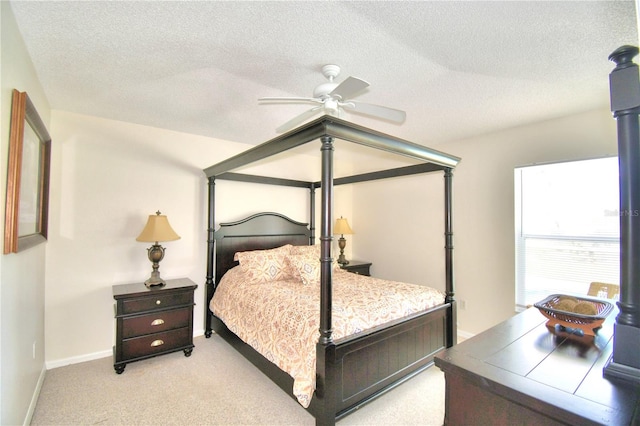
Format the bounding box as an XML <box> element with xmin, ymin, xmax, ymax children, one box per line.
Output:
<box><xmin>235</xmin><ymin>244</ymin><xmax>293</xmax><ymax>283</ymax></box>
<box><xmin>290</xmin><ymin>250</ymin><xmax>321</xmax><ymax>285</ymax></box>
<box><xmin>289</xmin><ymin>244</ymin><xmax>341</xmax><ymax>284</ymax></box>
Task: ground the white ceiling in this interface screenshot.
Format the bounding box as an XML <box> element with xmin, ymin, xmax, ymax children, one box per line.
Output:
<box><xmin>9</xmin><ymin>1</ymin><xmax>639</xmax><ymax>149</ymax></box>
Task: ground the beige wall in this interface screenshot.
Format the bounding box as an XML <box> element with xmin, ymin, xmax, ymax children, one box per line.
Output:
<box><xmin>32</xmin><ymin>103</ymin><xmax>622</xmax><ymax>364</ymax></box>
<box><xmin>45</xmin><ymin>111</ymin><xmax>364</xmax><ymax>366</ymax></box>
<box><xmin>353</xmin><ymin>108</ymin><xmax>618</xmax><ymax>335</ymax></box>
<box><xmin>1</xmin><ymin>2</ymin><xmax>51</xmax><ymax>424</ymax></box>
<box><xmin>45</xmin><ymin>111</ymin><xmax>327</xmax><ymax>365</ymax></box>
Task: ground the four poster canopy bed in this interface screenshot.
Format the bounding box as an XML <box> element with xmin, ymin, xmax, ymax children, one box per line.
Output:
<box><xmin>202</xmin><ymin>115</ymin><xmax>461</xmax><ymax>425</ymax></box>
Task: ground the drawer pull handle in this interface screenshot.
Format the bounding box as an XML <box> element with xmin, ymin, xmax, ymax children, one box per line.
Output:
<box><xmin>150</xmin><ymin>339</ymin><xmax>164</xmax><ymax>347</ymax></box>
<box><xmin>151</xmin><ymin>319</ymin><xmax>165</xmax><ymax>326</ymax></box>
<box><xmin>156</xmin><ymin>300</ymin><xmax>161</xmax><ymax>305</ymax></box>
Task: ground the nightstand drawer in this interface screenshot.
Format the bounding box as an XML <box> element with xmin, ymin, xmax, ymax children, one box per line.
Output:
<box><xmin>122</xmin><ymin>307</ymin><xmax>191</xmax><ymax>338</ymax></box>
<box><xmin>121</xmin><ymin>327</ymin><xmax>191</xmax><ymax>360</ymax></box>
<box><xmin>120</xmin><ymin>291</ymin><xmax>193</xmax><ymax>315</ymax></box>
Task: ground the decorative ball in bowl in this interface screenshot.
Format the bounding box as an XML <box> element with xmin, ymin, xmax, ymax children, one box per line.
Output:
<box><xmin>534</xmin><ymin>294</ymin><xmax>614</xmax><ymax>336</ymax></box>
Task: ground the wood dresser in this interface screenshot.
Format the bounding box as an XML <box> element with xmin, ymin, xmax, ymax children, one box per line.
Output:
<box><xmin>112</xmin><ymin>278</ymin><xmax>197</xmax><ymax>374</ymax></box>
<box><xmin>435</xmin><ymin>307</ymin><xmax>640</xmax><ymax>425</ymax></box>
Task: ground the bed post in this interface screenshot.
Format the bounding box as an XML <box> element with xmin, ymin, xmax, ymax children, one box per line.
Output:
<box><xmin>318</xmin><ymin>135</ymin><xmax>334</xmax><ymax>344</ymax></box>
<box><xmin>604</xmin><ymin>45</ymin><xmax>640</xmax><ymax>383</ymax></box>
<box><xmin>205</xmin><ymin>176</ymin><xmax>216</xmax><ymax>338</ymax></box>
<box><xmin>310</xmin><ymin>183</ymin><xmax>316</xmax><ymax>245</ymax></box>
<box><xmin>317</xmin><ymin>135</ymin><xmax>337</xmax><ymax>425</ymax></box>
<box><xmin>444</xmin><ymin>168</ymin><xmax>457</xmax><ymax>346</ymax></box>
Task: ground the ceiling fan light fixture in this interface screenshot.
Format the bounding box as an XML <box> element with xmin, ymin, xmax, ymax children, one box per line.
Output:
<box><xmin>324</xmin><ymin>98</ymin><xmax>339</xmax><ymax>112</ymax></box>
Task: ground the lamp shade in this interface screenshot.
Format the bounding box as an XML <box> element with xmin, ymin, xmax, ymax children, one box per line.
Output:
<box><xmin>334</xmin><ymin>217</ymin><xmax>353</xmax><ymax>235</ymax></box>
<box><xmin>136</xmin><ymin>211</ymin><xmax>181</xmax><ymax>243</ymax></box>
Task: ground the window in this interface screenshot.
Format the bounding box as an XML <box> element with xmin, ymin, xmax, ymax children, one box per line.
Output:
<box><xmin>515</xmin><ymin>157</ymin><xmax>620</xmax><ymax>309</ymax></box>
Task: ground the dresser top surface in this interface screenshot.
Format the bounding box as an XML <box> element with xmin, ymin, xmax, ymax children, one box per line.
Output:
<box><xmin>436</xmin><ymin>307</ymin><xmax>640</xmax><ymax>425</ymax></box>
<box><xmin>113</xmin><ymin>278</ymin><xmax>197</xmax><ymax>299</ymax></box>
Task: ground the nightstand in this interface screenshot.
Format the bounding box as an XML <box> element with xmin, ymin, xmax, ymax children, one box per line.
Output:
<box><xmin>340</xmin><ymin>260</ymin><xmax>372</xmax><ymax>276</ymax></box>
<box><xmin>112</xmin><ymin>278</ymin><xmax>197</xmax><ymax>374</ymax></box>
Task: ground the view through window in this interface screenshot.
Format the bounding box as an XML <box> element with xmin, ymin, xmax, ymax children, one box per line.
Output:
<box><xmin>515</xmin><ymin>157</ymin><xmax>620</xmax><ymax>309</ymax></box>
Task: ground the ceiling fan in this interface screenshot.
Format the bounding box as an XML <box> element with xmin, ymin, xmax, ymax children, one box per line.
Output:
<box><xmin>259</xmin><ymin>64</ymin><xmax>406</xmax><ymax>133</ymax></box>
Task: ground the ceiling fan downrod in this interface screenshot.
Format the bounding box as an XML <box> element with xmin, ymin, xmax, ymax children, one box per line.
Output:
<box><xmin>313</xmin><ymin>64</ymin><xmax>341</xmax><ymax>98</ymax></box>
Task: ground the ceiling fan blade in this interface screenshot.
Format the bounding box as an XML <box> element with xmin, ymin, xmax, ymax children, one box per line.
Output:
<box><xmin>259</xmin><ymin>97</ymin><xmax>322</xmax><ymax>105</ymax></box>
<box><xmin>275</xmin><ymin>107</ymin><xmax>323</xmax><ymax>133</ymax></box>
<box><xmin>330</xmin><ymin>76</ymin><xmax>369</xmax><ymax>100</ymax></box>
<box><xmin>345</xmin><ymin>101</ymin><xmax>406</xmax><ymax>123</ymax></box>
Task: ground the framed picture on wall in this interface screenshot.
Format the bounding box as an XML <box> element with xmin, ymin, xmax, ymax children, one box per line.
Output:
<box><xmin>4</xmin><ymin>89</ymin><xmax>51</xmax><ymax>254</ymax></box>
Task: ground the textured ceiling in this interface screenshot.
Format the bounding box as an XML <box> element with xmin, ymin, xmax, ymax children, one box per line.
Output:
<box><xmin>9</xmin><ymin>1</ymin><xmax>639</xmax><ymax>149</ymax></box>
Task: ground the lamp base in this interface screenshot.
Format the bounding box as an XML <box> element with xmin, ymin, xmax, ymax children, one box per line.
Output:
<box><xmin>144</xmin><ymin>270</ymin><xmax>166</xmax><ymax>288</ymax></box>
<box><xmin>338</xmin><ymin>236</ymin><xmax>349</xmax><ymax>265</ymax></box>
<box><xmin>145</xmin><ymin>244</ymin><xmax>167</xmax><ymax>288</ymax></box>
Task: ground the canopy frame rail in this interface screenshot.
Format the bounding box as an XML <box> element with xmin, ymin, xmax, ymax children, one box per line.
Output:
<box><xmin>217</xmin><ymin>162</ymin><xmax>450</xmax><ymax>189</ymax></box>
<box><xmin>204</xmin><ymin>115</ymin><xmax>460</xmax><ymax>179</ymax></box>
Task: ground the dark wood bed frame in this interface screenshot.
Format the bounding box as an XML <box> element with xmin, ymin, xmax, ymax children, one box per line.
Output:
<box><xmin>203</xmin><ymin>116</ymin><xmax>461</xmax><ymax>425</ymax></box>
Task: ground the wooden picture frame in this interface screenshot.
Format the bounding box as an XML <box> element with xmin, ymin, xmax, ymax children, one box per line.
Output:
<box><xmin>4</xmin><ymin>89</ymin><xmax>51</xmax><ymax>254</ymax></box>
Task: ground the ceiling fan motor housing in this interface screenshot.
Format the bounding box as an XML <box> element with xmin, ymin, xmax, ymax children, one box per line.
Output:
<box><xmin>314</xmin><ymin>82</ymin><xmax>339</xmax><ymax>99</ymax></box>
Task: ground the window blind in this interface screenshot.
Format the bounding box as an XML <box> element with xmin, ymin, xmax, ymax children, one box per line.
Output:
<box><xmin>515</xmin><ymin>157</ymin><xmax>620</xmax><ymax>308</ymax></box>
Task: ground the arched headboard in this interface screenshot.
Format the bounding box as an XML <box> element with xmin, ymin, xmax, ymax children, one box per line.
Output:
<box><xmin>214</xmin><ymin>212</ymin><xmax>311</xmax><ymax>285</ymax></box>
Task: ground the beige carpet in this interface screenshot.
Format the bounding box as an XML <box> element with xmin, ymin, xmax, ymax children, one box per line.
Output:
<box><xmin>31</xmin><ymin>334</ymin><xmax>445</xmax><ymax>425</ymax></box>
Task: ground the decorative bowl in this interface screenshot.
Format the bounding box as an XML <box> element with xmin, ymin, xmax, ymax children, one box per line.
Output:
<box><xmin>534</xmin><ymin>294</ymin><xmax>614</xmax><ymax>336</ymax></box>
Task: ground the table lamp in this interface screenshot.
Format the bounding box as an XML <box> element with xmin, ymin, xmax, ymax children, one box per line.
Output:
<box><xmin>334</xmin><ymin>217</ymin><xmax>353</xmax><ymax>265</ymax></box>
<box><xmin>136</xmin><ymin>211</ymin><xmax>180</xmax><ymax>287</ymax></box>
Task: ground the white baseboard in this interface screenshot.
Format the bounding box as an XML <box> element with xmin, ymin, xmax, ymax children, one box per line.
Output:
<box><xmin>23</xmin><ymin>364</ymin><xmax>46</xmax><ymax>426</ymax></box>
<box><xmin>457</xmin><ymin>329</ymin><xmax>475</xmax><ymax>341</ymax></box>
<box><xmin>46</xmin><ymin>330</ymin><xmax>206</xmax><ymax>370</ymax></box>
<box><xmin>46</xmin><ymin>349</ymin><xmax>112</xmax><ymax>370</ymax></box>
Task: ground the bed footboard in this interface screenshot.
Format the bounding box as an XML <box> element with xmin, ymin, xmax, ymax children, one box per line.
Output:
<box><xmin>314</xmin><ymin>303</ymin><xmax>451</xmax><ymax>422</ymax></box>
<box><xmin>209</xmin><ymin>301</ymin><xmax>453</xmax><ymax>425</ymax></box>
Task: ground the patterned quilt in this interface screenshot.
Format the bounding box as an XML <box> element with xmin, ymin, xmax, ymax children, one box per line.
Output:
<box><xmin>210</xmin><ymin>246</ymin><xmax>445</xmax><ymax>407</ymax></box>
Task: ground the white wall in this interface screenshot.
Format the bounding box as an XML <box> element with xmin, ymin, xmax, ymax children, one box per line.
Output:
<box><xmin>353</xmin><ymin>108</ymin><xmax>618</xmax><ymax>335</ymax></box>
<box><xmin>0</xmin><ymin>2</ymin><xmax>51</xmax><ymax>424</ymax></box>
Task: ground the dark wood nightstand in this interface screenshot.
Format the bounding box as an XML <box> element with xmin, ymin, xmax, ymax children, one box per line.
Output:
<box><xmin>340</xmin><ymin>260</ymin><xmax>372</xmax><ymax>276</ymax></box>
<box><xmin>112</xmin><ymin>278</ymin><xmax>197</xmax><ymax>374</ymax></box>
